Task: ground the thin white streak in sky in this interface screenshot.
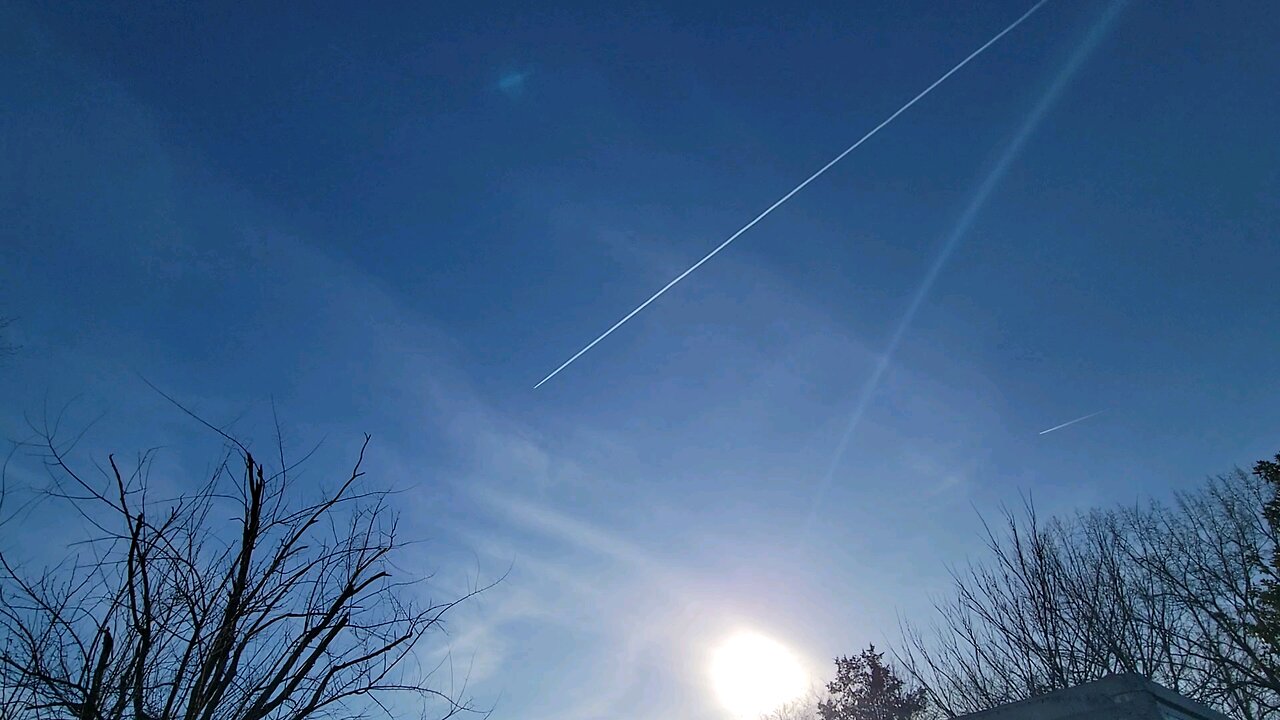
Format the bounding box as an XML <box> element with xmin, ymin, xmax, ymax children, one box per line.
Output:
<box><xmin>799</xmin><ymin>1</ymin><xmax>1127</xmax><ymax>540</ymax></box>
<box><xmin>1039</xmin><ymin>409</ymin><xmax>1107</xmax><ymax>435</ymax></box>
<box><xmin>533</xmin><ymin>0</ymin><xmax>1051</xmax><ymax>389</ymax></box>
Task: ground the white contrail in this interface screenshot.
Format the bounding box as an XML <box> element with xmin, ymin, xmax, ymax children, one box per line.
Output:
<box><xmin>533</xmin><ymin>0</ymin><xmax>1051</xmax><ymax>389</ymax></box>
<box><xmin>1039</xmin><ymin>409</ymin><xmax>1107</xmax><ymax>435</ymax></box>
<box><xmin>798</xmin><ymin>0</ymin><xmax>1127</xmax><ymax>542</ymax></box>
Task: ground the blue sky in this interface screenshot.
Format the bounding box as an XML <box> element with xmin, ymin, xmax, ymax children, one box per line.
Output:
<box><xmin>2</xmin><ymin>1</ymin><xmax>1279</xmax><ymax>719</ymax></box>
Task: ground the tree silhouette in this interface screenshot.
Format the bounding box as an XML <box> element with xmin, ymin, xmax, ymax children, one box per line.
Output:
<box><xmin>1253</xmin><ymin>453</ymin><xmax>1280</xmax><ymax>657</ymax></box>
<box><xmin>898</xmin><ymin>457</ymin><xmax>1280</xmax><ymax>719</ymax></box>
<box><xmin>819</xmin><ymin>645</ymin><xmax>926</xmax><ymax>720</ymax></box>
<box><xmin>0</xmin><ymin>413</ymin><xmax>491</xmax><ymax>720</ymax></box>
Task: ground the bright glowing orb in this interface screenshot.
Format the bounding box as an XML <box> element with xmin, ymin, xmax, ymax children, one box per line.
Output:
<box><xmin>709</xmin><ymin>631</ymin><xmax>808</xmax><ymax>718</ymax></box>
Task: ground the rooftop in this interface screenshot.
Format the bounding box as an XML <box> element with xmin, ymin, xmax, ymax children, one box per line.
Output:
<box><xmin>953</xmin><ymin>674</ymin><xmax>1233</xmax><ymax>720</ymax></box>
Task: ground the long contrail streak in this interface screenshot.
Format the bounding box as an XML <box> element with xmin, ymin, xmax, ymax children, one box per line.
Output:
<box><xmin>533</xmin><ymin>0</ymin><xmax>1051</xmax><ymax>389</ymax></box>
<box><xmin>798</xmin><ymin>1</ymin><xmax>1127</xmax><ymax>540</ymax></box>
<box><xmin>1039</xmin><ymin>409</ymin><xmax>1107</xmax><ymax>435</ymax></box>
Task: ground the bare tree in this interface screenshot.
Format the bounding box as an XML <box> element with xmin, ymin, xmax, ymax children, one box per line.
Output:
<box><xmin>1118</xmin><ymin>470</ymin><xmax>1280</xmax><ymax>716</ymax></box>
<box><xmin>898</xmin><ymin>466</ymin><xmax>1280</xmax><ymax>720</ymax></box>
<box><xmin>0</xmin><ymin>416</ymin><xmax>490</xmax><ymax>720</ymax></box>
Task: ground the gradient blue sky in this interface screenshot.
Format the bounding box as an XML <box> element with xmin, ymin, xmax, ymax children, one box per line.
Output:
<box><xmin>2</xmin><ymin>1</ymin><xmax>1279</xmax><ymax>719</ymax></box>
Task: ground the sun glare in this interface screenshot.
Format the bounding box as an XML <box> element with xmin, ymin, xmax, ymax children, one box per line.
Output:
<box><xmin>709</xmin><ymin>631</ymin><xmax>808</xmax><ymax>719</ymax></box>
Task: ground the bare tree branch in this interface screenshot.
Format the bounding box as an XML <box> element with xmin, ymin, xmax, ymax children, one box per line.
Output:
<box><xmin>897</xmin><ymin>469</ymin><xmax>1280</xmax><ymax>719</ymax></box>
<box><xmin>0</xmin><ymin>410</ymin><xmax>492</xmax><ymax>720</ymax></box>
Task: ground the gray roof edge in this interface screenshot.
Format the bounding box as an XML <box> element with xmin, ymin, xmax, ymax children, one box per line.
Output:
<box><xmin>951</xmin><ymin>674</ymin><xmax>1235</xmax><ymax>720</ymax></box>
<box><xmin>1142</xmin><ymin>678</ymin><xmax>1234</xmax><ymax>720</ymax></box>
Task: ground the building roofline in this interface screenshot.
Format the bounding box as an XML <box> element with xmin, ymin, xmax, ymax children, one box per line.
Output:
<box><xmin>953</xmin><ymin>674</ymin><xmax>1233</xmax><ymax>720</ymax></box>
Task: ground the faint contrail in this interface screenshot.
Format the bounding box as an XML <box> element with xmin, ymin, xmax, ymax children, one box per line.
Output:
<box><xmin>797</xmin><ymin>1</ymin><xmax>1126</xmax><ymax>539</ymax></box>
<box><xmin>1039</xmin><ymin>409</ymin><xmax>1107</xmax><ymax>435</ymax></box>
<box><xmin>533</xmin><ymin>0</ymin><xmax>1051</xmax><ymax>389</ymax></box>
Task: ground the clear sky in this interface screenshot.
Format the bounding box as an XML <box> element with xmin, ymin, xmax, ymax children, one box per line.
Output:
<box><xmin>2</xmin><ymin>1</ymin><xmax>1278</xmax><ymax>719</ymax></box>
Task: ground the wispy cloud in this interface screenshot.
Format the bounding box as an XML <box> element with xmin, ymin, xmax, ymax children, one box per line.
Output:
<box><xmin>474</xmin><ymin>488</ymin><xmax>662</xmax><ymax>571</ymax></box>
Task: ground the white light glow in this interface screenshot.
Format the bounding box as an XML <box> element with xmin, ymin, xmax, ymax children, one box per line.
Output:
<box><xmin>709</xmin><ymin>631</ymin><xmax>808</xmax><ymax>719</ymax></box>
